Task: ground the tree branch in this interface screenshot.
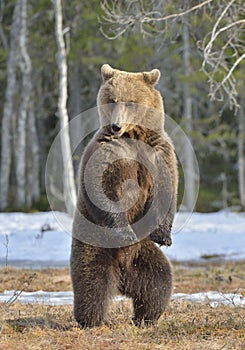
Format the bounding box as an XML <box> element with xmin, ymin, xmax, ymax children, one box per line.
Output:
<box><xmin>211</xmin><ymin>53</ymin><xmax>245</xmax><ymax>100</ymax></box>
<box><xmin>135</xmin><ymin>0</ymin><xmax>214</xmax><ymax>23</ymax></box>
<box><xmin>100</xmin><ymin>0</ymin><xmax>214</xmax><ymax>39</ymax></box>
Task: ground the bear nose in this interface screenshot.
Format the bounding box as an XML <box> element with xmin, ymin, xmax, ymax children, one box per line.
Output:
<box><xmin>111</xmin><ymin>123</ymin><xmax>121</xmax><ymax>133</ymax></box>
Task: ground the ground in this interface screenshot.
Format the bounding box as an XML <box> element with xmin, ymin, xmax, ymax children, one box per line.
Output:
<box><xmin>0</xmin><ymin>211</ymin><xmax>245</xmax><ymax>348</ymax></box>
<box><xmin>0</xmin><ymin>261</ymin><xmax>244</xmax><ymax>350</ymax></box>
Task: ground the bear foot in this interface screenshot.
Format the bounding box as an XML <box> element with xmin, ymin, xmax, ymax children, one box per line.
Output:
<box><xmin>132</xmin><ymin>317</ymin><xmax>158</xmax><ymax>327</ymax></box>
<box><xmin>75</xmin><ymin>317</ymin><xmax>104</xmax><ymax>329</ymax></box>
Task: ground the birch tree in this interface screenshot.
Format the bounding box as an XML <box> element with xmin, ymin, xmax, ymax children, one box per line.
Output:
<box><xmin>0</xmin><ymin>0</ymin><xmax>21</xmax><ymax>210</ymax></box>
<box><xmin>52</xmin><ymin>0</ymin><xmax>77</xmax><ymax>215</ymax></box>
<box><xmin>182</xmin><ymin>21</ymin><xmax>195</xmax><ymax>211</ymax></box>
<box><xmin>26</xmin><ymin>95</ymin><xmax>40</xmax><ymax>207</ymax></box>
<box><xmin>0</xmin><ymin>0</ymin><xmax>8</xmax><ymax>50</ymax></box>
<box><xmin>238</xmin><ymin>104</ymin><xmax>245</xmax><ymax>210</ymax></box>
<box><xmin>15</xmin><ymin>0</ymin><xmax>32</xmax><ymax>208</ymax></box>
<box><xmin>69</xmin><ymin>62</ymin><xmax>83</xmax><ymax>153</ymax></box>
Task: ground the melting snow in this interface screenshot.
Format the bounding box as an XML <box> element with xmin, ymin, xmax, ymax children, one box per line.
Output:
<box><xmin>0</xmin><ymin>210</ymin><xmax>245</xmax><ymax>267</ymax></box>
<box><xmin>0</xmin><ymin>290</ymin><xmax>244</xmax><ymax>308</ymax></box>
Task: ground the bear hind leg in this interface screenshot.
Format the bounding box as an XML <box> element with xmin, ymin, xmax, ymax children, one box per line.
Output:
<box><xmin>120</xmin><ymin>242</ymin><xmax>172</xmax><ymax>326</ymax></box>
<box><xmin>71</xmin><ymin>242</ymin><xmax>117</xmax><ymax>328</ymax></box>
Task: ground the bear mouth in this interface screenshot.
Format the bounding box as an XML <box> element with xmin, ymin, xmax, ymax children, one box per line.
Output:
<box><xmin>112</xmin><ymin>131</ymin><xmax>124</xmax><ymax>138</ymax></box>
<box><xmin>110</xmin><ymin>123</ymin><xmax>133</xmax><ymax>138</ymax></box>
<box><xmin>110</xmin><ymin>126</ymin><xmax>125</xmax><ymax>138</ymax></box>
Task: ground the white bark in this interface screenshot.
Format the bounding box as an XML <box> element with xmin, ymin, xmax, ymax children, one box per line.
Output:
<box><xmin>26</xmin><ymin>96</ymin><xmax>40</xmax><ymax>208</ymax></box>
<box><xmin>183</xmin><ymin>22</ymin><xmax>196</xmax><ymax>212</ymax></box>
<box><xmin>0</xmin><ymin>0</ymin><xmax>8</xmax><ymax>50</ymax></box>
<box><xmin>69</xmin><ymin>63</ymin><xmax>83</xmax><ymax>152</ymax></box>
<box><xmin>0</xmin><ymin>0</ymin><xmax>21</xmax><ymax>210</ymax></box>
<box><xmin>53</xmin><ymin>0</ymin><xmax>77</xmax><ymax>215</ymax></box>
<box><xmin>238</xmin><ymin>106</ymin><xmax>245</xmax><ymax>210</ymax></box>
<box><xmin>15</xmin><ymin>0</ymin><xmax>32</xmax><ymax>208</ymax></box>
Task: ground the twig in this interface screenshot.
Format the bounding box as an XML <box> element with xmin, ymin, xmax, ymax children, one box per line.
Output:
<box><xmin>201</xmin><ymin>0</ymin><xmax>245</xmax><ymax>111</ymax></box>
<box><xmin>219</xmin><ymin>291</ymin><xmax>245</xmax><ymax>323</ymax></box>
<box><xmin>5</xmin><ymin>273</ymin><xmax>37</xmax><ymax>307</ymax></box>
<box><xmin>203</xmin><ymin>0</ymin><xmax>236</xmax><ymax>58</ymax></box>
<box><xmin>133</xmin><ymin>0</ymin><xmax>214</xmax><ymax>23</ymax></box>
<box><xmin>211</xmin><ymin>53</ymin><xmax>245</xmax><ymax>100</ymax></box>
<box><xmin>0</xmin><ymin>272</ymin><xmax>37</xmax><ymax>325</ymax></box>
<box><xmin>2</xmin><ymin>234</ymin><xmax>9</xmax><ymax>271</ymax></box>
<box><xmin>100</xmin><ymin>0</ymin><xmax>214</xmax><ymax>40</ymax></box>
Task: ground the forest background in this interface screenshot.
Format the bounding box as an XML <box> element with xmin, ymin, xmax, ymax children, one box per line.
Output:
<box><xmin>0</xmin><ymin>0</ymin><xmax>244</xmax><ymax>213</ymax></box>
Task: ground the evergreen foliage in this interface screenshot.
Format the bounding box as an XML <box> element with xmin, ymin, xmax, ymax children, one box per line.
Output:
<box><xmin>0</xmin><ymin>0</ymin><xmax>244</xmax><ymax>212</ymax></box>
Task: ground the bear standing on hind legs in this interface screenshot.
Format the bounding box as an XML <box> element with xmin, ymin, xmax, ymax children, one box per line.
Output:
<box><xmin>71</xmin><ymin>64</ymin><xmax>178</xmax><ymax>328</ymax></box>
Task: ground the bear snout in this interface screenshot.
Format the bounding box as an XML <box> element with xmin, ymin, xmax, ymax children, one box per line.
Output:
<box><xmin>111</xmin><ymin>123</ymin><xmax>122</xmax><ymax>133</ymax></box>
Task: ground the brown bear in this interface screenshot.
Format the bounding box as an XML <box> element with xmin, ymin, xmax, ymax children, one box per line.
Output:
<box><xmin>71</xmin><ymin>64</ymin><xmax>178</xmax><ymax>328</ymax></box>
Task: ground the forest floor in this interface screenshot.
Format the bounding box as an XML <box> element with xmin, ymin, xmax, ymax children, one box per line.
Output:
<box><xmin>0</xmin><ymin>260</ymin><xmax>245</xmax><ymax>350</ymax></box>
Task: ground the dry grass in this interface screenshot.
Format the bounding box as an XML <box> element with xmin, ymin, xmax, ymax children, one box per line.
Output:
<box><xmin>0</xmin><ymin>261</ymin><xmax>245</xmax><ymax>350</ymax></box>
<box><xmin>0</xmin><ymin>267</ymin><xmax>72</xmax><ymax>293</ymax></box>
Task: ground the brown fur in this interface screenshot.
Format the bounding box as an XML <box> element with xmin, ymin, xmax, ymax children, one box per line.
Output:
<box><xmin>71</xmin><ymin>64</ymin><xmax>178</xmax><ymax>327</ymax></box>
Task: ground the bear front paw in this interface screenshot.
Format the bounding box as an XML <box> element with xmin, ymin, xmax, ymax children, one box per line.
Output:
<box><xmin>150</xmin><ymin>225</ymin><xmax>172</xmax><ymax>247</ymax></box>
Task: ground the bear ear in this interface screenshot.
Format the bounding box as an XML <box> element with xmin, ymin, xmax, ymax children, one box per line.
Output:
<box><xmin>143</xmin><ymin>69</ymin><xmax>161</xmax><ymax>86</ymax></box>
<box><xmin>101</xmin><ymin>64</ymin><xmax>116</xmax><ymax>82</ymax></box>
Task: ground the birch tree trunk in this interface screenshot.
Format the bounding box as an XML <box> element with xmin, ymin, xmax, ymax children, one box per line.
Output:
<box><xmin>0</xmin><ymin>0</ymin><xmax>21</xmax><ymax>210</ymax></box>
<box><xmin>15</xmin><ymin>0</ymin><xmax>32</xmax><ymax>208</ymax></box>
<box><xmin>238</xmin><ymin>105</ymin><xmax>245</xmax><ymax>210</ymax></box>
<box><xmin>26</xmin><ymin>95</ymin><xmax>40</xmax><ymax>208</ymax></box>
<box><xmin>53</xmin><ymin>0</ymin><xmax>77</xmax><ymax>215</ymax></box>
<box><xmin>182</xmin><ymin>21</ymin><xmax>195</xmax><ymax>211</ymax></box>
<box><xmin>69</xmin><ymin>62</ymin><xmax>83</xmax><ymax>152</ymax></box>
<box><xmin>0</xmin><ymin>0</ymin><xmax>8</xmax><ymax>50</ymax></box>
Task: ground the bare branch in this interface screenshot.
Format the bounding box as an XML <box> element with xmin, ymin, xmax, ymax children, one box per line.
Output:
<box><xmin>101</xmin><ymin>0</ymin><xmax>245</xmax><ymax>111</ymax></box>
<box><xmin>5</xmin><ymin>273</ymin><xmax>37</xmax><ymax>306</ymax></box>
<box><xmin>2</xmin><ymin>234</ymin><xmax>9</xmax><ymax>270</ymax></box>
<box><xmin>211</xmin><ymin>53</ymin><xmax>245</xmax><ymax>99</ymax></box>
<box><xmin>204</xmin><ymin>0</ymin><xmax>236</xmax><ymax>57</ymax></box>
<box><xmin>100</xmin><ymin>25</ymin><xmax>130</xmax><ymax>40</ymax></box>
<box><xmin>100</xmin><ymin>0</ymin><xmax>214</xmax><ymax>39</ymax></box>
<box><xmin>201</xmin><ymin>0</ymin><xmax>245</xmax><ymax>111</ymax></box>
<box><xmin>203</xmin><ymin>19</ymin><xmax>245</xmax><ymax>62</ymax></box>
<box><xmin>134</xmin><ymin>0</ymin><xmax>214</xmax><ymax>23</ymax></box>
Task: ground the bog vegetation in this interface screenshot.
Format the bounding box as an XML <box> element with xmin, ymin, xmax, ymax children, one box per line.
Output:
<box><xmin>0</xmin><ymin>261</ymin><xmax>245</xmax><ymax>349</ymax></box>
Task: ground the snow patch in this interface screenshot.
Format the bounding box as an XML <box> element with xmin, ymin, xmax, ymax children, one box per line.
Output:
<box><xmin>0</xmin><ymin>290</ymin><xmax>244</xmax><ymax>308</ymax></box>
<box><xmin>172</xmin><ymin>291</ymin><xmax>245</xmax><ymax>308</ymax></box>
<box><xmin>0</xmin><ymin>210</ymin><xmax>245</xmax><ymax>267</ymax></box>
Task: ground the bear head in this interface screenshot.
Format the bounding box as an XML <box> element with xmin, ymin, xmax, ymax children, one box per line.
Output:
<box><xmin>97</xmin><ymin>64</ymin><xmax>164</xmax><ymax>137</ymax></box>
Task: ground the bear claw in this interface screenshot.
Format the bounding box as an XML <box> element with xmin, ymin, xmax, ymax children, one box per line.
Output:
<box><xmin>150</xmin><ymin>231</ymin><xmax>172</xmax><ymax>247</ymax></box>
